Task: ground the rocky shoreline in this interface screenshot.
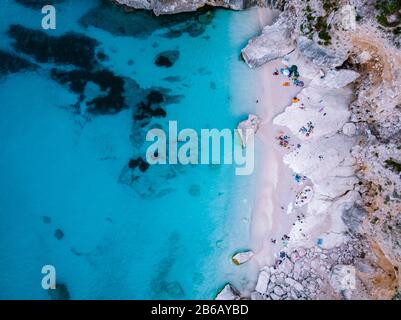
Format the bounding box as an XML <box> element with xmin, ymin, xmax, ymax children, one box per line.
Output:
<box><xmin>113</xmin><ymin>0</ymin><xmax>266</xmax><ymax>15</ymax></box>
<box><xmin>237</xmin><ymin>0</ymin><xmax>400</xmax><ymax>300</ymax></box>
<box><xmin>114</xmin><ymin>0</ymin><xmax>401</xmax><ymax>300</ymax></box>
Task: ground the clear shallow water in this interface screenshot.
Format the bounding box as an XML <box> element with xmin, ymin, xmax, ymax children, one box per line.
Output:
<box><xmin>0</xmin><ymin>0</ymin><xmax>261</xmax><ymax>299</ymax></box>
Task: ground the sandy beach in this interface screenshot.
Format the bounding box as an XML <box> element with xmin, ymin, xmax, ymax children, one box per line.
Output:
<box><xmin>249</xmin><ymin>8</ymin><xmax>305</xmax><ymax>272</ymax></box>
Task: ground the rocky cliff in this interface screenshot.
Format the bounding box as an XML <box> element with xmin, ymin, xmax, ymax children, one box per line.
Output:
<box><xmin>113</xmin><ymin>0</ymin><xmax>265</xmax><ymax>15</ymax></box>
<box><xmin>242</xmin><ymin>0</ymin><xmax>401</xmax><ymax>300</ymax></box>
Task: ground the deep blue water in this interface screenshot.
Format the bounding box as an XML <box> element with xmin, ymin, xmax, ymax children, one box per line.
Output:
<box><xmin>0</xmin><ymin>0</ymin><xmax>261</xmax><ymax>299</ymax></box>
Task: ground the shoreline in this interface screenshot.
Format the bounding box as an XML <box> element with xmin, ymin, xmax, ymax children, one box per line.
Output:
<box><xmin>250</xmin><ymin>61</ymin><xmax>304</xmax><ymax>267</ymax></box>
<box><xmin>248</xmin><ymin>6</ymin><xmax>305</xmax><ymax>272</ymax></box>
<box><xmin>107</xmin><ymin>0</ymin><xmax>401</xmax><ymax>301</ymax></box>
<box><xmin>232</xmin><ymin>0</ymin><xmax>401</xmax><ymax>300</ymax></box>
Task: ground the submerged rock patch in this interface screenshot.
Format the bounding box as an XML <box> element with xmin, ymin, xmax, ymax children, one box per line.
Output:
<box><xmin>48</xmin><ymin>283</ymin><xmax>70</xmax><ymax>300</ymax></box>
<box><xmin>128</xmin><ymin>157</ymin><xmax>150</xmax><ymax>172</ymax></box>
<box><xmin>150</xmin><ymin>232</ymin><xmax>185</xmax><ymax>298</ymax></box>
<box><xmin>134</xmin><ymin>90</ymin><xmax>167</xmax><ymax>123</ymax></box>
<box><xmin>188</xmin><ymin>184</ymin><xmax>201</xmax><ymax>197</ymax></box>
<box><xmin>155</xmin><ymin>50</ymin><xmax>180</xmax><ymax>68</ymax></box>
<box><xmin>162</xmin><ymin>76</ymin><xmax>181</xmax><ymax>83</ymax></box>
<box><xmin>5</xmin><ymin>21</ymin><xmax>185</xmax><ymax>201</ymax></box>
<box><xmin>96</xmin><ymin>51</ymin><xmax>107</xmax><ymax>62</ymax></box>
<box><xmin>50</xmin><ymin>68</ymin><xmax>134</xmax><ymax>115</ymax></box>
<box><xmin>8</xmin><ymin>24</ymin><xmax>99</xmax><ymax>69</ymax></box>
<box><xmin>0</xmin><ymin>50</ymin><xmax>37</xmax><ymax>76</ymax></box>
<box><xmin>159</xmin><ymin>281</ymin><xmax>185</xmax><ymax>298</ymax></box>
<box><xmin>54</xmin><ymin>229</ymin><xmax>64</xmax><ymax>240</ymax></box>
<box><xmin>42</xmin><ymin>216</ymin><xmax>51</xmax><ymax>224</ymax></box>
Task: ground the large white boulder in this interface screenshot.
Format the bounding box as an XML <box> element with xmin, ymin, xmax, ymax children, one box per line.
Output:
<box><xmin>297</xmin><ymin>36</ymin><xmax>347</xmax><ymax>69</ymax></box>
<box><xmin>342</xmin><ymin>122</ymin><xmax>357</xmax><ymax>136</ymax></box>
<box><xmin>242</xmin><ymin>16</ymin><xmax>295</xmax><ymax>68</ymax></box>
<box><xmin>336</xmin><ymin>5</ymin><xmax>357</xmax><ymax>31</ymax></box>
<box><xmin>215</xmin><ymin>284</ymin><xmax>241</xmax><ymax>300</ymax></box>
<box><xmin>232</xmin><ymin>250</ymin><xmax>254</xmax><ymax>265</ymax></box>
<box><xmin>310</xmin><ymin>69</ymin><xmax>360</xmax><ymax>89</ymax></box>
<box><xmin>238</xmin><ymin>114</ymin><xmax>260</xmax><ymax>147</ymax></box>
<box><xmin>255</xmin><ymin>269</ymin><xmax>270</xmax><ymax>294</ymax></box>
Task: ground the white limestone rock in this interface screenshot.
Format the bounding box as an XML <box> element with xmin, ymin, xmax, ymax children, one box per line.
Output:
<box><xmin>336</xmin><ymin>5</ymin><xmax>357</xmax><ymax>31</ymax></box>
<box><xmin>250</xmin><ymin>291</ymin><xmax>265</xmax><ymax>300</ymax></box>
<box><xmin>114</xmin><ymin>0</ymin><xmax>152</xmax><ymax>11</ymax></box>
<box><xmin>282</xmin><ymin>50</ymin><xmax>321</xmax><ymax>79</ymax></box>
<box><xmin>298</xmin><ymin>248</ymin><xmax>307</xmax><ymax>257</ymax></box>
<box><xmin>238</xmin><ymin>114</ymin><xmax>260</xmax><ymax>147</ymax></box>
<box><xmin>114</xmin><ymin>0</ymin><xmax>258</xmax><ymax>15</ymax></box>
<box><xmin>269</xmin><ymin>292</ymin><xmax>280</xmax><ymax>300</ymax></box>
<box><xmin>297</xmin><ymin>36</ymin><xmax>347</xmax><ymax>69</ymax></box>
<box><xmin>255</xmin><ymin>269</ymin><xmax>270</xmax><ymax>294</ymax></box>
<box><xmin>290</xmin><ymin>251</ymin><xmax>300</xmax><ymax>263</ymax></box>
<box><xmin>215</xmin><ymin>284</ymin><xmax>240</xmax><ymax>300</ymax></box>
<box><xmin>295</xmin><ymin>186</ymin><xmax>314</xmax><ymax>207</ymax></box>
<box><xmin>278</xmin><ymin>258</ymin><xmax>294</xmax><ymax>274</ymax></box>
<box><xmin>283</xmin><ymin>133</ymin><xmax>360</xmax><ymax>250</ymax></box>
<box><xmin>310</xmin><ymin>70</ymin><xmax>360</xmax><ymax>89</ymax></box>
<box><xmin>273</xmin><ymin>84</ymin><xmax>352</xmax><ymax>141</ymax></box>
<box><xmin>232</xmin><ymin>250</ymin><xmax>254</xmax><ymax>265</ymax></box>
<box><xmin>329</xmin><ymin>265</ymin><xmax>356</xmax><ymax>299</ymax></box>
<box><xmin>273</xmin><ymin>286</ymin><xmax>285</xmax><ymax>296</ymax></box>
<box><xmin>285</xmin><ymin>278</ymin><xmax>304</xmax><ymax>292</ymax></box>
<box><xmin>242</xmin><ymin>16</ymin><xmax>295</xmax><ymax>68</ymax></box>
<box><xmin>342</xmin><ymin>122</ymin><xmax>357</xmax><ymax>137</ymax></box>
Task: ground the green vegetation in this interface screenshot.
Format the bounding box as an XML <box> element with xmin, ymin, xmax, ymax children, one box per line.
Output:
<box><xmin>384</xmin><ymin>158</ymin><xmax>401</xmax><ymax>173</ymax></box>
<box><xmin>300</xmin><ymin>0</ymin><xmax>340</xmax><ymax>45</ymax></box>
<box><xmin>375</xmin><ymin>0</ymin><xmax>401</xmax><ymax>31</ymax></box>
<box><xmin>323</xmin><ymin>0</ymin><xmax>337</xmax><ymax>12</ymax></box>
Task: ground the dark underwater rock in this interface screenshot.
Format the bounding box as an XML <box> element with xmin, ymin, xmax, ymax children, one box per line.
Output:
<box><xmin>161</xmin><ymin>281</ymin><xmax>185</xmax><ymax>298</ymax></box>
<box><xmin>0</xmin><ymin>50</ymin><xmax>37</xmax><ymax>76</ymax></box>
<box><xmin>118</xmin><ymin>159</ymin><xmax>179</xmax><ymax>198</ymax></box>
<box><xmin>147</xmin><ymin>90</ymin><xmax>165</xmax><ymax>104</ymax></box>
<box><xmin>54</xmin><ymin>229</ymin><xmax>64</xmax><ymax>240</ymax></box>
<box><xmin>128</xmin><ymin>157</ymin><xmax>150</xmax><ymax>172</ymax></box>
<box><xmin>8</xmin><ymin>24</ymin><xmax>98</xmax><ymax>69</ymax></box>
<box><xmin>163</xmin><ymin>75</ymin><xmax>181</xmax><ymax>83</ymax></box>
<box><xmin>42</xmin><ymin>216</ymin><xmax>52</xmax><ymax>224</ymax></box>
<box><xmin>133</xmin><ymin>90</ymin><xmax>167</xmax><ymax>122</ymax></box>
<box><xmin>50</xmin><ymin>68</ymin><xmax>136</xmax><ymax>115</ymax></box>
<box><xmin>96</xmin><ymin>51</ymin><xmax>107</xmax><ymax>62</ymax></box>
<box><xmin>48</xmin><ymin>283</ymin><xmax>70</xmax><ymax>300</ymax></box>
<box><xmin>155</xmin><ymin>50</ymin><xmax>180</xmax><ymax>68</ymax></box>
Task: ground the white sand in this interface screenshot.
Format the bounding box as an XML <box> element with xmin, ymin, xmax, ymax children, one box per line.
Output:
<box><xmin>248</xmin><ymin>8</ymin><xmax>306</xmax><ymax>272</ymax></box>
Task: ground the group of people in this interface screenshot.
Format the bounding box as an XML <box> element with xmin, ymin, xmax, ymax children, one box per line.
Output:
<box><xmin>269</xmin><ymin>62</ymin><xmax>312</xmax><ymax>268</ymax></box>
<box><xmin>276</xmin><ymin>133</ymin><xmax>291</xmax><ymax>149</ymax></box>
<box><xmin>299</xmin><ymin>121</ymin><xmax>315</xmax><ymax>137</ymax></box>
<box><xmin>273</xmin><ymin>64</ymin><xmax>305</xmax><ymax>88</ymax></box>
<box><xmin>295</xmin><ymin>187</ymin><xmax>313</xmax><ymax>207</ymax></box>
<box><xmin>293</xmin><ymin>173</ymin><xmax>307</xmax><ymax>184</ymax></box>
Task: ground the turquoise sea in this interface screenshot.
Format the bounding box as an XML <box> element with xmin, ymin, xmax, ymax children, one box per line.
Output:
<box><xmin>0</xmin><ymin>0</ymin><xmax>261</xmax><ymax>299</ymax></box>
